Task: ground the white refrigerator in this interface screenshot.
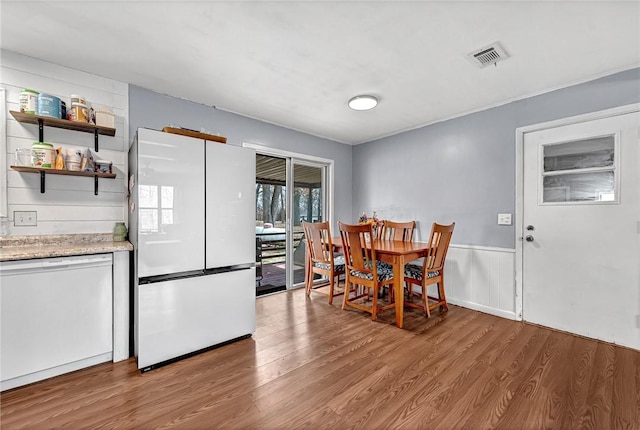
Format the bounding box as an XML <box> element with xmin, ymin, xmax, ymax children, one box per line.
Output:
<box><xmin>129</xmin><ymin>128</ymin><xmax>256</xmax><ymax>371</ymax></box>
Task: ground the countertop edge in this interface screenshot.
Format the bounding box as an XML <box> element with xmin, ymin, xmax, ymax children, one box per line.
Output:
<box><xmin>0</xmin><ymin>241</ymin><xmax>133</xmax><ymax>262</ymax></box>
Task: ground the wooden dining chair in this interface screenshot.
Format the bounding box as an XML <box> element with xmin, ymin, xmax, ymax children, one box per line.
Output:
<box><xmin>403</xmin><ymin>222</ymin><xmax>455</xmax><ymax>317</ymax></box>
<box><xmin>338</xmin><ymin>222</ymin><xmax>395</xmax><ymax>321</ymax></box>
<box><xmin>302</xmin><ymin>221</ymin><xmax>345</xmax><ymax>304</ymax></box>
<box><xmin>379</xmin><ymin>220</ymin><xmax>416</xmax><ymax>242</ymax></box>
<box><xmin>378</xmin><ymin>220</ymin><xmax>416</xmax><ymax>299</ymax></box>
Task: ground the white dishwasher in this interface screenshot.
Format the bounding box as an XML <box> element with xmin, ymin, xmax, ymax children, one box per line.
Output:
<box><xmin>0</xmin><ymin>254</ymin><xmax>113</xmax><ymax>391</ymax></box>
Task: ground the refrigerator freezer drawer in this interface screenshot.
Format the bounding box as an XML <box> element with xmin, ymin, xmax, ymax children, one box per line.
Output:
<box><xmin>137</xmin><ymin>268</ymin><xmax>256</xmax><ymax>370</ymax></box>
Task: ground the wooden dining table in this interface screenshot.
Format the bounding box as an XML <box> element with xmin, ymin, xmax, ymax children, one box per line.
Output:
<box><xmin>326</xmin><ymin>237</ymin><xmax>431</xmax><ymax>329</ymax></box>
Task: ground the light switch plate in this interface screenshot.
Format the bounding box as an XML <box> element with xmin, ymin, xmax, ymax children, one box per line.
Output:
<box><xmin>497</xmin><ymin>213</ymin><xmax>512</xmax><ymax>226</ymax></box>
<box><xmin>14</xmin><ymin>211</ymin><xmax>37</xmax><ymax>226</ymax></box>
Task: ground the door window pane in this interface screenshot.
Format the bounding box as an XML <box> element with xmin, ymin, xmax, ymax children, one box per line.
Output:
<box><xmin>541</xmin><ymin>134</ymin><xmax>617</xmax><ymax>204</ymax></box>
<box><xmin>544</xmin><ymin>136</ymin><xmax>614</xmax><ymax>172</ymax></box>
<box><xmin>543</xmin><ymin>171</ymin><xmax>615</xmax><ymax>203</ymax></box>
<box><xmin>255</xmin><ymin>155</ymin><xmax>287</xmax><ymax>294</ymax></box>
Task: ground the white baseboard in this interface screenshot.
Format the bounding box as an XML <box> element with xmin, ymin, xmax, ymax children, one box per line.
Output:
<box><xmin>447</xmin><ymin>297</ymin><xmax>517</xmax><ymax>320</ymax></box>
<box><xmin>1</xmin><ymin>352</ymin><xmax>112</xmax><ymax>392</ymax></box>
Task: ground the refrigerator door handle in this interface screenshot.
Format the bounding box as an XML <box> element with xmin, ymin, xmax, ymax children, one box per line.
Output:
<box><xmin>205</xmin><ymin>263</ymin><xmax>255</xmax><ymax>275</ymax></box>
<box><xmin>139</xmin><ymin>269</ymin><xmax>206</xmax><ymax>285</ymax></box>
<box><xmin>139</xmin><ymin>264</ymin><xmax>254</xmax><ymax>285</ymax></box>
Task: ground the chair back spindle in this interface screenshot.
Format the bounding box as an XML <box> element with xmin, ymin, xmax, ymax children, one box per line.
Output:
<box><xmin>380</xmin><ymin>220</ymin><xmax>416</xmax><ymax>242</ymax></box>
<box><xmin>422</xmin><ymin>223</ymin><xmax>454</xmax><ymax>277</ymax></box>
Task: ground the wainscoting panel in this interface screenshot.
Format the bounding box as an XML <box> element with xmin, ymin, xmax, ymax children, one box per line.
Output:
<box><xmin>445</xmin><ymin>244</ymin><xmax>516</xmax><ymax>320</ymax></box>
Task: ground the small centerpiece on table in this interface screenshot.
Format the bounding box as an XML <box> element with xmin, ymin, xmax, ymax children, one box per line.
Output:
<box><xmin>358</xmin><ymin>211</ymin><xmax>383</xmax><ymax>238</ymax></box>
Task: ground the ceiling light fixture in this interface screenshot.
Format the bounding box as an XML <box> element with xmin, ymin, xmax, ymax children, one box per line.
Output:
<box><xmin>348</xmin><ymin>95</ymin><xmax>378</xmax><ymax>111</ymax></box>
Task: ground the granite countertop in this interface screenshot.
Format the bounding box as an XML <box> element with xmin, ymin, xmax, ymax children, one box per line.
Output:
<box><xmin>0</xmin><ymin>234</ymin><xmax>133</xmax><ymax>262</ymax></box>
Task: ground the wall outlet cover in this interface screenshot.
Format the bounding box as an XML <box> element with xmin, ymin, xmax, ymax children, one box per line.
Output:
<box><xmin>497</xmin><ymin>213</ymin><xmax>512</xmax><ymax>226</ymax></box>
<box><xmin>14</xmin><ymin>211</ymin><xmax>37</xmax><ymax>226</ymax></box>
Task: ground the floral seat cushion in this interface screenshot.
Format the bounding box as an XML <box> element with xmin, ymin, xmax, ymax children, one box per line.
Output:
<box><xmin>349</xmin><ymin>260</ymin><xmax>394</xmax><ymax>282</ymax></box>
<box><xmin>313</xmin><ymin>254</ymin><xmax>345</xmax><ymax>272</ymax></box>
<box><xmin>404</xmin><ymin>262</ymin><xmax>440</xmax><ymax>281</ymax></box>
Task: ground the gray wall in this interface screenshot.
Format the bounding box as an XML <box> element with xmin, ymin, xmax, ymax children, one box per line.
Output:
<box><xmin>353</xmin><ymin>68</ymin><xmax>640</xmax><ymax>248</ymax></box>
<box><xmin>128</xmin><ymin>85</ymin><xmax>353</xmax><ymax>229</ymax></box>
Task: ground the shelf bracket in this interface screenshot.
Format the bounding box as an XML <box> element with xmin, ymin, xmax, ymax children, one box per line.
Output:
<box><xmin>94</xmin><ymin>129</ymin><xmax>99</xmax><ymax>152</ymax></box>
<box><xmin>38</xmin><ymin>118</ymin><xmax>44</xmax><ymax>143</ymax></box>
<box><xmin>40</xmin><ymin>171</ymin><xmax>46</xmax><ymax>193</ymax></box>
<box><xmin>94</xmin><ymin>175</ymin><xmax>99</xmax><ymax>196</ymax></box>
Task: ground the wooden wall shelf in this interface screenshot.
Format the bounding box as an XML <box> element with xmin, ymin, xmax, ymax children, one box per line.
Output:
<box><xmin>10</xmin><ymin>111</ymin><xmax>115</xmax><ymax>152</ymax></box>
<box><xmin>10</xmin><ymin>166</ymin><xmax>116</xmax><ymax>195</ymax></box>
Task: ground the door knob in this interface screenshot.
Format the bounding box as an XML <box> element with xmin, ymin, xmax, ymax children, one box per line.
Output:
<box><xmin>526</xmin><ymin>225</ymin><xmax>535</xmax><ymax>231</ymax></box>
<box><xmin>525</xmin><ymin>235</ymin><xmax>534</xmax><ymax>242</ymax></box>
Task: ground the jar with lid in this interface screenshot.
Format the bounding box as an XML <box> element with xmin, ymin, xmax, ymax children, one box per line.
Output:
<box><xmin>113</xmin><ymin>222</ymin><xmax>128</xmax><ymax>242</ymax></box>
<box><xmin>31</xmin><ymin>142</ymin><xmax>55</xmax><ymax>168</ymax></box>
<box><xmin>71</xmin><ymin>102</ymin><xmax>89</xmax><ymax>122</ymax></box>
<box><xmin>19</xmin><ymin>89</ymin><xmax>39</xmax><ymax>114</ymax></box>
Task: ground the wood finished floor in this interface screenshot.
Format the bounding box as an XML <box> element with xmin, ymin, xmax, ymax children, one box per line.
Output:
<box><xmin>1</xmin><ymin>288</ymin><xmax>639</xmax><ymax>429</ymax></box>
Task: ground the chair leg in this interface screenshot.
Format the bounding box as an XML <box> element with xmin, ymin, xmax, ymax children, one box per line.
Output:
<box><xmin>423</xmin><ymin>283</ymin><xmax>430</xmax><ymax>318</ymax></box>
<box><xmin>305</xmin><ymin>264</ymin><xmax>313</xmax><ymax>296</ymax></box>
<box><xmin>342</xmin><ymin>280</ymin><xmax>351</xmax><ymax>310</ymax></box>
<box><xmin>335</xmin><ymin>274</ymin><xmax>343</xmax><ymax>300</ymax></box>
<box><xmin>328</xmin><ymin>273</ymin><xmax>335</xmax><ymax>305</ymax></box>
<box><xmin>372</xmin><ymin>286</ymin><xmax>378</xmax><ymax>321</ymax></box>
<box><xmin>304</xmin><ymin>251</ymin><xmax>311</xmax><ymax>296</ymax></box>
<box><xmin>438</xmin><ymin>280</ymin><xmax>448</xmax><ymax>312</ymax></box>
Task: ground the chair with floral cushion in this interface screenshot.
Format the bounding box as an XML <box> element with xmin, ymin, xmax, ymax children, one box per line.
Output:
<box><xmin>379</xmin><ymin>220</ymin><xmax>416</xmax><ymax>242</ymax></box>
<box><xmin>302</xmin><ymin>221</ymin><xmax>345</xmax><ymax>304</ymax></box>
<box><xmin>338</xmin><ymin>222</ymin><xmax>395</xmax><ymax>320</ymax></box>
<box><xmin>378</xmin><ymin>220</ymin><xmax>416</xmax><ymax>299</ymax></box>
<box><xmin>403</xmin><ymin>222</ymin><xmax>455</xmax><ymax>317</ymax></box>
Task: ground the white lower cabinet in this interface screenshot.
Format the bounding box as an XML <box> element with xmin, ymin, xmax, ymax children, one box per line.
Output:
<box><xmin>0</xmin><ymin>254</ymin><xmax>113</xmax><ymax>391</ymax></box>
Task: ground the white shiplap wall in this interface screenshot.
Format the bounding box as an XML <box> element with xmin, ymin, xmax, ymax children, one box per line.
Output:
<box><xmin>445</xmin><ymin>244</ymin><xmax>516</xmax><ymax>320</ymax></box>
<box><xmin>2</xmin><ymin>50</ymin><xmax>128</xmax><ymax>235</ymax></box>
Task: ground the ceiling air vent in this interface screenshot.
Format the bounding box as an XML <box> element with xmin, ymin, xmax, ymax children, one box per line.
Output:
<box><xmin>467</xmin><ymin>42</ymin><xmax>509</xmax><ymax>68</ymax></box>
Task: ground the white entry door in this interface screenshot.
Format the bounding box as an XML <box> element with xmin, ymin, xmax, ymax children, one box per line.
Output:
<box><xmin>522</xmin><ymin>110</ymin><xmax>640</xmax><ymax>350</ymax></box>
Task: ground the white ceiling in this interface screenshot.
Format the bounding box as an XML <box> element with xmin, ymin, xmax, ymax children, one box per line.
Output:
<box><xmin>1</xmin><ymin>1</ymin><xmax>639</xmax><ymax>145</ymax></box>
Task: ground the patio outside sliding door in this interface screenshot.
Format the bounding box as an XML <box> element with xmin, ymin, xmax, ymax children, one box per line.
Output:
<box><xmin>254</xmin><ymin>152</ymin><xmax>329</xmax><ymax>295</ymax></box>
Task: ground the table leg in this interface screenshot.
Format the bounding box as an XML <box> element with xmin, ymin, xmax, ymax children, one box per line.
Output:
<box><xmin>394</xmin><ymin>255</ymin><xmax>405</xmax><ymax>328</ymax></box>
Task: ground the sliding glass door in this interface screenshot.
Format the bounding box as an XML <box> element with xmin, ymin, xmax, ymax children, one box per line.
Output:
<box><xmin>253</xmin><ymin>150</ymin><xmax>331</xmax><ymax>295</ymax></box>
<box><xmin>291</xmin><ymin>160</ymin><xmax>325</xmax><ymax>288</ymax></box>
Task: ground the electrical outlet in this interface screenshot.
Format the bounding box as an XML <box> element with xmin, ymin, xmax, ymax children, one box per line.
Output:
<box><xmin>497</xmin><ymin>213</ymin><xmax>512</xmax><ymax>226</ymax></box>
<box><xmin>14</xmin><ymin>211</ymin><xmax>37</xmax><ymax>226</ymax></box>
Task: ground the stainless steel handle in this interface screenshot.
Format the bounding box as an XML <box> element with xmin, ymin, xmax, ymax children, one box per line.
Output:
<box><xmin>525</xmin><ymin>235</ymin><xmax>534</xmax><ymax>242</ymax></box>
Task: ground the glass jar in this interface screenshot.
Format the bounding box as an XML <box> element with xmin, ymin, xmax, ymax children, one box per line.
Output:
<box><xmin>113</xmin><ymin>222</ymin><xmax>128</xmax><ymax>242</ymax></box>
<box><xmin>31</xmin><ymin>142</ymin><xmax>55</xmax><ymax>168</ymax></box>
